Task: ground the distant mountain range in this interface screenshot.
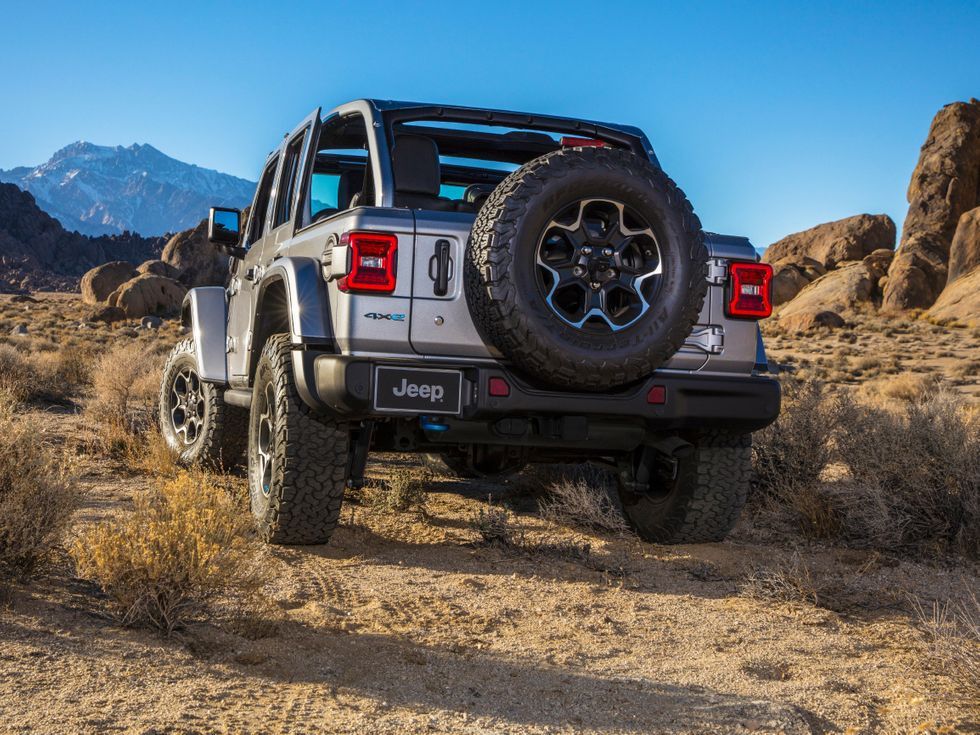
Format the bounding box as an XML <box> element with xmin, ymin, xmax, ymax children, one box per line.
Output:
<box><xmin>0</xmin><ymin>142</ymin><xmax>255</xmax><ymax>237</ymax></box>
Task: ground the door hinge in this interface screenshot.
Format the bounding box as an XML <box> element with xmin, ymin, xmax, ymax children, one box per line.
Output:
<box><xmin>685</xmin><ymin>326</ymin><xmax>725</xmax><ymax>354</ymax></box>
<box><xmin>226</xmin><ymin>336</ymin><xmax>236</xmax><ymax>354</ymax></box>
<box><xmin>227</xmin><ymin>277</ymin><xmax>241</xmax><ymax>296</ymax></box>
<box><xmin>706</xmin><ymin>258</ymin><xmax>728</xmax><ymax>285</ymax></box>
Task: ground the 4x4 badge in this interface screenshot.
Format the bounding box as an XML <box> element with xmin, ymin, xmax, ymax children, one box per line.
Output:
<box><xmin>364</xmin><ymin>312</ymin><xmax>406</xmax><ymax>321</ymax></box>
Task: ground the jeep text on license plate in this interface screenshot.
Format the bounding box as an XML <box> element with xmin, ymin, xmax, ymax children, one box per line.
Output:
<box><xmin>373</xmin><ymin>367</ymin><xmax>463</xmax><ymax>415</ymax></box>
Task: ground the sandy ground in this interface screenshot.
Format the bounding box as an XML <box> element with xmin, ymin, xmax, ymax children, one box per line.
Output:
<box><xmin>0</xmin><ymin>294</ymin><xmax>977</xmax><ymax>734</ymax></box>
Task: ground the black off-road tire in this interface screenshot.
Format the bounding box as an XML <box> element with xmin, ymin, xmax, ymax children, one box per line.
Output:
<box><xmin>466</xmin><ymin>146</ymin><xmax>707</xmax><ymax>391</ymax></box>
<box><xmin>158</xmin><ymin>338</ymin><xmax>247</xmax><ymax>467</ymax></box>
<box><xmin>617</xmin><ymin>432</ymin><xmax>752</xmax><ymax>543</ymax></box>
<box><xmin>248</xmin><ymin>334</ymin><xmax>349</xmax><ymax>545</ymax></box>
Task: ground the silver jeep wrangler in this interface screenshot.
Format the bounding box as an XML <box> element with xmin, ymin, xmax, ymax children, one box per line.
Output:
<box><xmin>159</xmin><ymin>99</ymin><xmax>780</xmax><ymax>546</ymax></box>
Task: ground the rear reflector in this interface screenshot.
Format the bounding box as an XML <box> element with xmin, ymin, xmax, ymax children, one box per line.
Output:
<box><xmin>559</xmin><ymin>136</ymin><xmax>607</xmax><ymax>148</ymax></box>
<box><xmin>726</xmin><ymin>262</ymin><xmax>773</xmax><ymax>319</ymax></box>
<box><xmin>488</xmin><ymin>377</ymin><xmax>510</xmax><ymax>397</ymax></box>
<box><xmin>646</xmin><ymin>385</ymin><xmax>666</xmax><ymax>405</ymax></box>
<box><xmin>338</xmin><ymin>232</ymin><xmax>398</xmax><ymax>293</ymax></box>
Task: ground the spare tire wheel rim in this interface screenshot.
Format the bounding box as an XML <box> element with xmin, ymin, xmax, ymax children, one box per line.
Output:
<box><xmin>169</xmin><ymin>367</ymin><xmax>205</xmax><ymax>445</ymax></box>
<box><xmin>535</xmin><ymin>198</ymin><xmax>663</xmax><ymax>333</ymax></box>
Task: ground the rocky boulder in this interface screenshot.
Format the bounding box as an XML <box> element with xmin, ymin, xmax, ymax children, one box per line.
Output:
<box><xmin>161</xmin><ymin>218</ymin><xmax>229</xmax><ymax>288</ymax></box>
<box><xmin>884</xmin><ymin>99</ymin><xmax>980</xmax><ymax>310</ymax></box>
<box><xmin>778</xmin><ymin>250</ymin><xmax>894</xmax><ymax>324</ymax></box>
<box><xmin>80</xmin><ymin>261</ymin><xmax>137</xmax><ymax>304</ymax></box>
<box><xmin>926</xmin><ymin>268</ymin><xmax>980</xmax><ymax>327</ymax></box>
<box><xmin>763</xmin><ymin>214</ymin><xmax>896</xmax><ymax>270</ymax></box>
<box><xmin>780</xmin><ymin>310</ymin><xmax>846</xmax><ymax>332</ymax></box>
<box><xmin>137</xmin><ymin>259</ymin><xmax>181</xmax><ymax>280</ymax></box>
<box><xmin>108</xmin><ymin>274</ymin><xmax>187</xmax><ymax>318</ymax></box>
<box><xmin>946</xmin><ymin>206</ymin><xmax>980</xmax><ymax>284</ymax></box>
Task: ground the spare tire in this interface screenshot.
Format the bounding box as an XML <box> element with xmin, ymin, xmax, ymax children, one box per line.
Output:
<box><xmin>465</xmin><ymin>146</ymin><xmax>707</xmax><ymax>391</ymax></box>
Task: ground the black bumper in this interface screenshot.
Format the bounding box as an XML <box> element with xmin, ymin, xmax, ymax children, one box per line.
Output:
<box><xmin>293</xmin><ymin>351</ymin><xmax>781</xmax><ymax>435</ymax></box>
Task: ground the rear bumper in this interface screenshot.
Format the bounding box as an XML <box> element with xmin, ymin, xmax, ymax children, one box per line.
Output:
<box><xmin>293</xmin><ymin>351</ymin><xmax>781</xmax><ymax>435</ymax></box>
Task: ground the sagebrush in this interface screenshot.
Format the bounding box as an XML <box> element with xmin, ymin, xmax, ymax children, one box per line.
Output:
<box><xmin>0</xmin><ymin>392</ymin><xmax>76</xmax><ymax>587</ymax></box>
<box><xmin>71</xmin><ymin>471</ymin><xmax>266</xmax><ymax>633</ymax></box>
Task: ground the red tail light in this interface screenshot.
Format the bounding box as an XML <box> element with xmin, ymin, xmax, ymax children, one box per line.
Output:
<box><xmin>338</xmin><ymin>232</ymin><xmax>398</xmax><ymax>293</ymax></box>
<box><xmin>559</xmin><ymin>136</ymin><xmax>607</xmax><ymax>148</ymax></box>
<box><xmin>726</xmin><ymin>262</ymin><xmax>773</xmax><ymax>319</ymax></box>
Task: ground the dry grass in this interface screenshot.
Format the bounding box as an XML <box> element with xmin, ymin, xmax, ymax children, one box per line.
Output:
<box><xmin>0</xmin><ymin>390</ymin><xmax>77</xmax><ymax>588</ymax></box>
<box><xmin>0</xmin><ymin>342</ymin><xmax>91</xmax><ymax>404</ymax></box>
<box><xmin>71</xmin><ymin>471</ymin><xmax>267</xmax><ymax>634</ymax></box>
<box><xmin>538</xmin><ymin>465</ymin><xmax>630</xmax><ymax>535</ymax></box>
<box><xmin>914</xmin><ymin>592</ymin><xmax>980</xmax><ymax>706</ymax></box>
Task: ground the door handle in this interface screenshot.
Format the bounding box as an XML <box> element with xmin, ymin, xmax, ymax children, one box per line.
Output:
<box><xmin>244</xmin><ymin>267</ymin><xmax>257</xmax><ymax>282</ymax></box>
<box><xmin>428</xmin><ymin>239</ymin><xmax>452</xmax><ymax>296</ymax></box>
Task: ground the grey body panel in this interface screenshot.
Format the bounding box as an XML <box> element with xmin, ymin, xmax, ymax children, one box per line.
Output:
<box><xmin>182</xmin><ymin>287</ymin><xmax>228</xmax><ymax>383</ymax></box>
<box><xmin>258</xmin><ymin>257</ymin><xmax>334</xmax><ymax>345</ymax></box>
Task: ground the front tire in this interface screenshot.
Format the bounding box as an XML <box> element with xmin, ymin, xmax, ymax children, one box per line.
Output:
<box><xmin>616</xmin><ymin>431</ymin><xmax>752</xmax><ymax>543</ymax></box>
<box><xmin>248</xmin><ymin>334</ymin><xmax>350</xmax><ymax>545</ymax></box>
<box><xmin>158</xmin><ymin>339</ymin><xmax>247</xmax><ymax>467</ymax></box>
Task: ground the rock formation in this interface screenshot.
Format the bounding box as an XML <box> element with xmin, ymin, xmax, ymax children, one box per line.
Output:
<box><xmin>108</xmin><ymin>274</ymin><xmax>187</xmax><ymax>318</ymax></box>
<box><xmin>883</xmin><ymin>99</ymin><xmax>980</xmax><ymax>310</ymax></box>
<box><xmin>946</xmin><ymin>206</ymin><xmax>980</xmax><ymax>284</ymax></box>
<box><xmin>763</xmin><ymin>214</ymin><xmax>895</xmax><ymax>305</ymax></box>
<box><xmin>80</xmin><ymin>261</ymin><xmax>137</xmax><ymax>304</ymax></box>
<box><xmin>161</xmin><ymin>218</ymin><xmax>230</xmax><ymax>288</ymax></box>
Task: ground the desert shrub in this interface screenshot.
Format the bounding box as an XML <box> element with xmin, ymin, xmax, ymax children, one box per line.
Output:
<box><xmin>471</xmin><ymin>498</ymin><xmax>520</xmax><ymax>548</ymax></box>
<box><xmin>834</xmin><ymin>390</ymin><xmax>980</xmax><ymax>557</ymax></box>
<box><xmin>739</xmin><ymin>554</ymin><xmax>820</xmax><ymax>606</ymax></box>
<box><xmin>538</xmin><ymin>465</ymin><xmax>629</xmax><ymax>535</ymax></box>
<box><xmin>0</xmin><ymin>393</ymin><xmax>77</xmax><ymax>586</ymax></box>
<box><xmin>71</xmin><ymin>471</ymin><xmax>266</xmax><ymax>634</ymax></box>
<box><xmin>87</xmin><ymin>342</ymin><xmax>164</xmax><ymax>457</ymax></box>
<box><xmin>0</xmin><ymin>344</ymin><xmax>33</xmax><ymax>403</ymax></box>
<box><xmin>752</xmin><ymin>377</ymin><xmax>847</xmax><ymax>537</ymax></box>
<box><xmin>364</xmin><ymin>469</ymin><xmax>432</xmax><ymax>515</ymax></box>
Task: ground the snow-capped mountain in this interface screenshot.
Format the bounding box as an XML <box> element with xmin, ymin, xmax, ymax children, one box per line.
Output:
<box><xmin>0</xmin><ymin>142</ymin><xmax>256</xmax><ymax>237</ymax></box>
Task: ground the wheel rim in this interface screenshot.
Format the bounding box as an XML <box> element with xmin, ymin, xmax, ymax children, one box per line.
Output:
<box><xmin>255</xmin><ymin>381</ymin><xmax>277</xmax><ymax>497</ymax></box>
<box><xmin>535</xmin><ymin>198</ymin><xmax>663</xmax><ymax>333</ymax></box>
<box><xmin>169</xmin><ymin>367</ymin><xmax>205</xmax><ymax>445</ymax></box>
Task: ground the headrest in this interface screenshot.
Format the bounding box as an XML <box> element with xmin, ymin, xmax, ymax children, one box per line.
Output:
<box><xmin>337</xmin><ymin>169</ymin><xmax>365</xmax><ymax>209</ymax></box>
<box><xmin>393</xmin><ymin>134</ymin><xmax>441</xmax><ymax>196</ymax></box>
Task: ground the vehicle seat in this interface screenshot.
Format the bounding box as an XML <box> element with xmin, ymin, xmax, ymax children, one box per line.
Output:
<box><xmin>393</xmin><ymin>135</ymin><xmax>457</xmax><ymax>211</ymax></box>
<box><xmin>337</xmin><ymin>169</ymin><xmax>365</xmax><ymax>210</ymax></box>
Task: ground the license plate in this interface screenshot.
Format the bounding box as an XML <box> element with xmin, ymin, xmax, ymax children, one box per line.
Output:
<box><xmin>373</xmin><ymin>367</ymin><xmax>463</xmax><ymax>415</ymax></box>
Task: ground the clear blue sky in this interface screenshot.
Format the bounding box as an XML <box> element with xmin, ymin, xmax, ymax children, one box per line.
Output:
<box><xmin>1</xmin><ymin>0</ymin><xmax>978</xmax><ymax>246</ymax></box>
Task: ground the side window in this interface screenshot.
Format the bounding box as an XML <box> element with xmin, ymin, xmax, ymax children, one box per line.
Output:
<box><xmin>307</xmin><ymin>113</ymin><xmax>373</xmax><ymax>225</ymax></box>
<box><xmin>247</xmin><ymin>158</ymin><xmax>279</xmax><ymax>247</ymax></box>
<box><xmin>272</xmin><ymin>130</ymin><xmax>307</xmax><ymax>229</ymax></box>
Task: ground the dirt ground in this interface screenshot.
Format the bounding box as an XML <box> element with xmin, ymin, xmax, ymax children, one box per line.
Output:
<box><xmin>0</xmin><ymin>294</ymin><xmax>977</xmax><ymax>734</ymax></box>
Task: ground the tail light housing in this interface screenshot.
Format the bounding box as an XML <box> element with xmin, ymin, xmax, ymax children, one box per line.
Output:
<box><xmin>338</xmin><ymin>231</ymin><xmax>398</xmax><ymax>293</ymax></box>
<box><xmin>559</xmin><ymin>136</ymin><xmax>607</xmax><ymax>148</ymax></box>
<box><xmin>726</xmin><ymin>262</ymin><xmax>773</xmax><ymax>319</ymax></box>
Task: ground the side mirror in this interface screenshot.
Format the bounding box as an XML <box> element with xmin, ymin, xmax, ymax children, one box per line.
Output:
<box><xmin>208</xmin><ymin>207</ymin><xmax>246</xmax><ymax>258</ymax></box>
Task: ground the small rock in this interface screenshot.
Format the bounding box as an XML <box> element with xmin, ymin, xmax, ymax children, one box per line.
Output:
<box><xmin>10</xmin><ymin>323</ymin><xmax>28</xmax><ymax>336</ymax></box>
<box><xmin>140</xmin><ymin>315</ymin><xmax>163</xmax><ymax>330</ymax></box>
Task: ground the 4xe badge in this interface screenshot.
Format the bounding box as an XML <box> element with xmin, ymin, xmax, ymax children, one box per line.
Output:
<box><xmin>364</xmin><ymin>312</ymin><xmax>405</xmax><ymax>321</ymax></box>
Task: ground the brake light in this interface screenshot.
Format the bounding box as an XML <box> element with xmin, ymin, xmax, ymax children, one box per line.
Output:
<box><xmin>726</xmin><ymin>262</ymin><xmax>773</xmax><ymax>319</ymax></box>
<box><xmin>488</xmin><ymin>377</ymin><xmax>510</xmax><ymax>397</ymax></box>
<box><xmin>338</xmin><ymin>232</ymin><xmax>398</xmax><ymax>293</ymax></box>
<box><xmin>559</xmin><ymin>136</ymin><xmax>607</xmax><ymax>148</ymax></box>
<box><xmin>646</xmin><ymin>385</ymin><xmax>666</xmax><ymax>405</ymax></box>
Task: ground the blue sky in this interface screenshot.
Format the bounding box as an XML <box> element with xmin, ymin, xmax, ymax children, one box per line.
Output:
<box><xmin>1</xmin><ymin>0</ymin><xmax>978</xmax><ymax>246</ymax></box>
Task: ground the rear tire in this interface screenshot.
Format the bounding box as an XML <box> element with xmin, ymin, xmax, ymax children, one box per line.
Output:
<box><xmin>616</xmin><ymin>431</ymin><xmax>751</xmax><ymax>543</ymax></box>
<box><xmin>248</xmin><ymin>334</ymin><xmax>350</xmax><ymax>545</ymax></box>
<box><xmin>158</xmin><ymin>338</ymin><xmax>247</xmax><ymax>468</ymax></box>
